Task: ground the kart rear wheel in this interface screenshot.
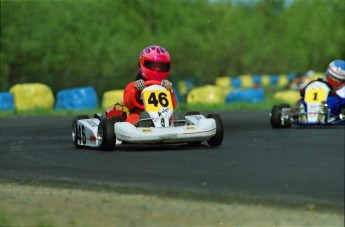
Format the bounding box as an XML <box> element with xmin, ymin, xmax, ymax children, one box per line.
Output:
<box><xmin>280</xmin><ymin>103</ymin><xmax>291</xmax><ymax>108</ymax></box>
<box><xmin>207</xmin><ymin>113</ymin><xmax>224</xmax><ymax>147</ymax></box>
<box><xmin>98</xmin><ymin>118</ymin><xmax>117</xmax><ymax>151</ymax></box>
<box><xmin>72</xmin><ymin>115</ymin><xmax>89</xmax><ymax>148</ymax></box>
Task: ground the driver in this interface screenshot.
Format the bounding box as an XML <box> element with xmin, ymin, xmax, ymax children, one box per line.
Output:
<box><xmin>123</xmin><ymin>45</ymin><xmax>178</xmax><ymax>125</ymax></box>
<box><xmin>299</xmin><ymin>59</ymin><xmax>345</xmax><ymax>115</ymax></box>
<box><xmin>325</xmin><ymin>59</ymin><xmax>345</xmax><ymax>98</ymax></box>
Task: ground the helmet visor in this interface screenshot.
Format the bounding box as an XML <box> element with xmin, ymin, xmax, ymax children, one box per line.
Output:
<box><xmin>327</xmin><ymin>72</ymin><xmax>344</xmax><ymax>83</ymax></box>
<box><xmin>144</xmin><ymin>61</ymin><xmax>170</xmax><ymax>72</ymax></box>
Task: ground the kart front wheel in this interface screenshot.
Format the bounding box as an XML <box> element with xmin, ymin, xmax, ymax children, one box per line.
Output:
<box><xmin>207</xmin><ymin>113</ymin><xmax>224</xmax><ymax>147</ymax></box>
<box><xmin>72</xmin><ymin>115</ymin><xmax>89</xmax><ymax>148</ymax></box>
<box><xmin>98</xmin><ymin>118</ymin><xmax>116</xmax><ymax>151</ymax></box>
<box><xmin>270</xmin><ymin>105</ymin><xmax>291</xmax><ymax>129</ymax></box>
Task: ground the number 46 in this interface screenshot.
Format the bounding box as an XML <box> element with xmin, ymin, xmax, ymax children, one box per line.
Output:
<box><xmin>148</xmin><ymin>92</ymin><xmax>169</xmax><ymax>107</ymax></box>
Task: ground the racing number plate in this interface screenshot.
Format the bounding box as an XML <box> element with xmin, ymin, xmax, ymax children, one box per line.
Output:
<box><xmin>142</xmin><ymin>90</ymin><xmax>173</xmax><ymax>112</ymax></box>
<box><xmin>305</xmin><ymin>89</ymin><xmax>327</xmax><ymax>103</ymax></box>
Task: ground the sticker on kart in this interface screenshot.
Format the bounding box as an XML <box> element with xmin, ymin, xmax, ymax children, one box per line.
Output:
<box><xmin>142</xmin><ymin>90</ymin><xmax>173</xmax><ymax>112</ymax></box>
<box><xmin>305</xmin><ymin>88</ymin><xmax>327</xmax><ymax>103</ymax></box>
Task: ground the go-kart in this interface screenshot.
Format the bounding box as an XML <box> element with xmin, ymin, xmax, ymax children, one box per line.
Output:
<box><xmin>270</xmin><ymin>79</ymin><xmax>345</xmax><ymax>128</ymax></box>
<box><xmin>72</xmin><ymin>80</ymin><xmax>224</xmax><ymax>150</ymax></box>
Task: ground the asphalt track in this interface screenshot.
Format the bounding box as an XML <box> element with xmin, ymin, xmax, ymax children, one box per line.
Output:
<box><xmin>0</xmin><ymin>110</ymin><xmax>344</xmax><ymax>210</ymax></box>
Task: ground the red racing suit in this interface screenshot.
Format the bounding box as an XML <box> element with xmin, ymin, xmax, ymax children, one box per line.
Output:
<box><xmin>123</xmin><ymin>81</ymin><xmax>178</xmax><ymax>125</ymax></box>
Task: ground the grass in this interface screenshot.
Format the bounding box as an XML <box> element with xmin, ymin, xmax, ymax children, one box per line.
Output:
<box><xmin>1</xmin><ymin>184</ymin><xmax>343</xmax><ymax>227</ymax></box>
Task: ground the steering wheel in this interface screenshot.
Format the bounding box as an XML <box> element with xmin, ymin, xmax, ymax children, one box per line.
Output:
<box><xmin>131</xmin><ymin>80</ymin><xmax>162</xmax><ymax>110</ymax></box>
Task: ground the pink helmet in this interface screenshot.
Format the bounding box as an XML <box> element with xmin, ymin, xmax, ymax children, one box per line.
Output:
<box><xmin>138</xmin><ymin>45</ymin><xmax>171</xmax><ymax>81</ymax></box>
<box><xmin>325</xmin><ymin>60</ymin><xmax>345</xmax><ymax>90</ymax></box>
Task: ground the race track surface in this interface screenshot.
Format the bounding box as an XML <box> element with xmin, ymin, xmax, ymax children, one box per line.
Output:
<box><xmin>0</xmin><ymin>110</ymin><xmax>344</xmax><ymax>209</ymax></box>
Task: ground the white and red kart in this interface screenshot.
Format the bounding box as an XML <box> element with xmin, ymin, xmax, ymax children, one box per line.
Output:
<box><xmin>72</xmin><ymin>80</ymin><xmax>224</xmax><ymax>150</ymax></box>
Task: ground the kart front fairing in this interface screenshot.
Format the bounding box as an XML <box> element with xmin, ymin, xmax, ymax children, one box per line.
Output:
<box><xmin>115</xmin><ymin>116</ymin><xmax>216</xmax><ymax>144</ymax></box>
<box><xmin>74</xmin><ymin>114</ymin><xmax>217</xmax><ymax>146</ymax></box>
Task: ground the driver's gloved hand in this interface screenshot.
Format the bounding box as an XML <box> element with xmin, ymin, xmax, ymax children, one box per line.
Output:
<box><xmin>161</xmin><ymin>79</ymin><xmax>174</xmax><ymax>93</ymax></box>
<box><xmin>133</xmin><ymin>79</ymin><xmax>145</xmax><ymax>91</ymax></box>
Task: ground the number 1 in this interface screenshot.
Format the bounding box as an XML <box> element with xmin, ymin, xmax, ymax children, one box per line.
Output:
<box><xmin>313</xmin><ymin>92</ymin><xmax>318</xmax><ymax>101</ymax></box>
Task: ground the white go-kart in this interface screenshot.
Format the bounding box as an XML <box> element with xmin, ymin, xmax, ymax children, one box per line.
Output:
<box><xmin>72</xmin><ymin>80</ymin><xmax>224</xmax><ymax>150</ymax></box>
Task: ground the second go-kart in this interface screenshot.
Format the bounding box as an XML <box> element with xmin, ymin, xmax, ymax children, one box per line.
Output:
<box><xmin>270</xmin><ymin>79</ymin><xmax>345</xmax><ymax>128</ymax></box>
<box><xmin>72</xmin><ymin>80</ymin><xmax>224</xmax><ymax>150</ymax></box>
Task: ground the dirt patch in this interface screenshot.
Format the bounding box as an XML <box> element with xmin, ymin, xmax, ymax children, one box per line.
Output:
<box><xmin>0</xmin><ymin>183</ymin><xmax>343</xmax><ymax>227</ymax></box>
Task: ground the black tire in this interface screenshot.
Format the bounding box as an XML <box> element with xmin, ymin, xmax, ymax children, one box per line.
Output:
<box><xmin>280</xmin><ymin>103</ymin><xmax>291</xmax><ymax>108</ymax></box>
<box><xmin>72</xmin><ymin>115</ymin><xmax>89</xmax><ymax>148</ymax></box>
<box><xmin>270</xmin><ymin>105</ymin><xmax>282</xmax><ymax>128</ymax></box>
<box><xmin>98</xmin><ymin>118</ymin><xmax>118</xmax><ymax>151</ymax></box>
<box><xmin>270</xmin><ymin>105</ymin><xmax>291</xmax><ymax>129</ymax></box>
<box><xmin>207</xmin><ymin>113</ymin><xmax>224</xmax><ymax>147</ymax></box>
<box><xmin>339</xmin><ymin>106</ymin><xmax>345</xmax><ymax>121</ymax></box>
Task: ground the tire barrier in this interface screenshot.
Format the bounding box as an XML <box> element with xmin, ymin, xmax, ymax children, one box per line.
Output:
<box><xmin>289</xmin><ymin>74</ymin><xmax>323</xmax><ymax>90</ymax></box>
<box><xmin>226</xmin><ymin>88</ymin><xmax>265</xmax><ymax>103</ymax></box>
<box><xmin>238</xmin><ymin>75</ymin><xmax>255</xmax><ymax>88</ymax></box>
<box><xmin>186</xmin><ymin>85</ymin><xmax>228</xmax><ymax>104</ymax></box>
<box><xmin>55</xmin><ymin>86</ymin><xmax>98</xmax><ymax>110</ymax></box>
<box><xmin>230</xmin><ymin>77</ymin><xmax>242</xmax><ymax>88</ymax></box>
<box><xmin>9</xmin><ymin>83</ymin><xmax>55</xmax><ymax>111</ymax></box>
<box><xmin>177</xmin><ymin>79</ymin><xmax>195</xmax><ymax>96</ymax></box>
<box><xmin>0</xmin><ymin>72</ymin><xmax>319</xmax><ymax>111</ymax></box>
<box><xmin>0</xmin><ymin>92</ymin><xmax>14</xmax><ymax>110</ymax></box>
<box><xmin>215</xmin><ymin>74</ymin><xmax>297</xmax><ymax>89</ymax></box>
<box><xmin>101</xmin><ymin>90</ymin><xmax>124</xmax><ymax>109</ymax></box>
<box><xmin>273</xmin><ymin>90</ymin><xmax>300</xmax><ymax>105</ymax></box>
<box><xmin>253</xmin><ymin>74</ymin><xmax>262</xmax><ymax>87</ymax></box>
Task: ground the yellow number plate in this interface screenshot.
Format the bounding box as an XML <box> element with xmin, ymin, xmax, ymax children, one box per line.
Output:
<box><xmin>305</xmin><ymin>89</ymin><xmax>327</xmax><ymax>103</ymax></box>
<box><xmin>142</xmin><ymin>90</ymin><xmax>173</xmax><ymax>112</ymax></box>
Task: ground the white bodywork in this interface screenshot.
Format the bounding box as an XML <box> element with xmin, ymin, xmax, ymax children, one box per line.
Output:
<box><xmin>74</xmin><ymin>116</ymin><xmax>216</xmax><ymax>147</ymax></box>
<box><xmin>74</xmin><ymin>85</ymin><xmax>217</xmax><ymax>147</ymax></box>
<box><xmin>115</xmin><ymin>115</ymin><xmax>216</xmax><ymax>144</ymax></box>
<box><xmin>74</xmin><ymin>118</ymin><xmax>100</xmax><ymax>147</ymax></box>
<box><xmin>303</xmin><ymin>80</ymin><xmax>330</xmax><ymax>123</ymax></box>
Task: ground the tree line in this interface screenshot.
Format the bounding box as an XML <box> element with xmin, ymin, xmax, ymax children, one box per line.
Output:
<box><xmin>1</xmin><ymin>0</ymin><xmax>344</xmax><ymax>95</ymax></box>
